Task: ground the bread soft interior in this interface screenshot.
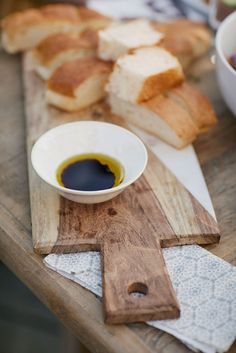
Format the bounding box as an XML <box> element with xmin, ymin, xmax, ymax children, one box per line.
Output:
<box><xmin>108</xmin><ymin>93</ymin><xmax>198</xmax><ymax>149</ymax></box>
<box><xmin>106</xmin><ymin>47</ymin><xmax>184</xmax><ymax>103</ymax></box>
<box><xmin>47</xmin><ymin>72</ymin><xmax>109</xmax><ymax>111</ymax></box>
<box><xmin>98</xmin><ymin>19</ymin><xmax>163</xmax><ymax>61</ymax></box>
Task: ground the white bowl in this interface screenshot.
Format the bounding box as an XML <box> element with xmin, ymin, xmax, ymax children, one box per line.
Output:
<box><xmin>31</xmin><ymin>121</ymin><xmax>148</xmax><ymax>204</ymax></box>
<box><xmin>216</xmin><ymin>11</ymin><xmax>236</xmax><ymax>116</ymax></box>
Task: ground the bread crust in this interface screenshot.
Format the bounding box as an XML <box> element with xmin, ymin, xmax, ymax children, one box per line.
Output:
<box><xmin>138</xmin><ymin>66</ymin><xmax>184</xmax><ymax>102</ymax></box>
<box><xmin>106</xmin><ymin>47</ymin><xmax>185</xmax><ymax>103</ymax></box>
<box><xmin>2</xmin><ymin>4</ymin><xmax>79</xmax><ymax>33</ymax></box>
<box><xmin>47</xmin><ymin>57</ymin><xmax>112</xmax><ymax>97</ymax></box>
<box><xmin>153</xmin><ymin>19</ymin><xmax>211</xmax><ymax>69</ymax></box>
<box><xmin>168</xmin><ymin>83</ymin><xmax>217</xmax><ymax>131</ymax></box>
<box><xmin>2</xmin><ymin>9</ymin><xmax>44</xmax><ymax>38</ymax></box>
<box><xmin>142</xmin><ymin>94</ymin><xmax>199</xmax><ymax>144</ymax></box>
<box><xmin>1</xmin><ymin>5</ymin><xmax>81</xmax><ymax>53</ymax></box>
<box><xmin>46</xmin><ymin>75</ymin><xmax>108</xmax><ymax>112</ymax></box>
<box><xmin>34</xmin><ymin>29</ymin><xmax>98</xmax><ymax>65</ymax></box>
<box><xmin>40</xmin><ymin>4</ymin><xmax>79</xmax><ymax>22</ymax></box>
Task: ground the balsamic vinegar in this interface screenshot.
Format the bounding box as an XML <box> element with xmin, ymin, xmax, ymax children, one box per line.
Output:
<box><xmin>56</xmin><ymin>153</ymin><xmax>124</xmax><ymax>191</ymax></box>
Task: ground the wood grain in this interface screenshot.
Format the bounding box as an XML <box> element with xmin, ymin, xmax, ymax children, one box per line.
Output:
<box><xmin>57</xmin><ymin>178</ymin><xmax>181</xmax><ymax>323</ymax></box>
<box><xmin>0</xmin><ymin>44</ymin><xmax>236</xmax><ymax>352</ymax></box>
<box><xmin>22</xmin><ymin>51</ymin><xmax>220</xmax><ymax>323</ymax></box>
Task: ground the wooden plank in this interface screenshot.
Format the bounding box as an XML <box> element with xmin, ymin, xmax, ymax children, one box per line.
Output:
<box><xmin>22</xmin><ymin>51</ymin><xmax>220</xmax><ymax>324</ymax></box>
<box><xmin>0</xmin><ymin>45</ymin><xmax>236</xmax><ymax>352</ymax></box>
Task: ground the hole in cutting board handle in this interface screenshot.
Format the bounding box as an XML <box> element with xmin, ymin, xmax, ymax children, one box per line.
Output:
<box><xmin>128</xmin><ymin>282</ymin><xmax>148</xmax><ymax>298</ymax></box>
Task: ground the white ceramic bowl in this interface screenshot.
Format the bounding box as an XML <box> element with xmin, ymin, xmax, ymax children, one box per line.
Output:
<box><xmin>216</xmin><ymin>11</ymin><xmax>236</xmax><ymax>116</ymax></box>
<box><xmin>31</xmin><ymin>121</ymin><xmax>148</xmax><ymax>204</ymax></box>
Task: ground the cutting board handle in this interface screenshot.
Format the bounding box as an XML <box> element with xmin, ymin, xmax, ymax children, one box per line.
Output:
<box><xmin>102</xmin><ymin>233</ymin><xmax>180</xmax><ymax>324</ymax></box>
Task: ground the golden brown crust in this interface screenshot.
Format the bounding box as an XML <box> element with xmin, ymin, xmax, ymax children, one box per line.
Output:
<box><xmin>34</xmin><ymin>29</ymin><xmax>98</xmax><ymax>65</ymax></box>
<box><xmin>35</xmin><ymin>32</ymin><xmax>79</xmax><ymax>65</ymax></box>
<box><xmin>40</xmin><ymin>4</ymin><xmax>79</xmax><ymax>22</ymax></box>
<box><xmin>78</xmin><ymin>28</ymin><xmax>98</xmax><ymax>47</ymax></box>
<box><xmin>143</xmin><ymin>94</ymin><xmax>199</xmax><ymax>143</ymax></box>
<box><xmin>137</xmin><ymin>66</ymin><xmax>184</xmax><ymax>102</ymax></box>
<box><xmin>1</xmin><ymin>9</ymin><xmax>43</xmax><ymax>34</ymax></box>
<box><xmin>1</xmin><ymin>5</ymin><xmax>110</xmax><ymax>53</ymax></box>
<box><xmin>169</xmin><ymin>82</ymin><xmax>217</xmax><ymax>131</ymax></box>
<box><xmin>1</xmin><ymin>5</ymin><xmax>79</xmax><ymax>30</ymax></box>
<box><xmin>153</xmin><ymin>19</ymin><xmax>211</xmax><ymax>68</ymax></box>
<box><xmin>47</xmin><ymin>57</ymin><xmax>112</xmax><ymax>97</ymax></box>
<box><xmin>1</xmin><ymin>5</ymin><xmax>80</xmax><ymax>43</ymax></box>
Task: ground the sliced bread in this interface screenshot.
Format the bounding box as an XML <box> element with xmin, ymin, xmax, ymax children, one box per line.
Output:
<box><xmin>46</xmin><ymin>57</ymin><xmax>112</xmax><ymax>111</ymax></box>
<box><xmin>33</xmin><ymin>29</ymin><xmax>98</xmax><ymax>80</ymax></box>
<box><xmin>106</xmin><ymin>46</ymin><xmax>184</xmax><ymax>103</ymax></box>
<box><xmin>167</xmin><ymin>82</ymin><xmax>217</xmax><ymax>132</ymax></box>
<box><xmin>153</xmin><ymin>19</ymin><xmax>211</xmax><ymax>70</ymax></box>
<box><xmin>98</xmin><ymin>19</ymin><xmax>164</xmax><ymax>61</ymax></box>
<box><xmin>1</xmin><ymin>4</ymin><xmax>80</xmax><ymax>53</ymax></box>
<box><xmin>108</xmin><ymin>93</ymin><xmax>198</xmax><ymax>149</ymax></box>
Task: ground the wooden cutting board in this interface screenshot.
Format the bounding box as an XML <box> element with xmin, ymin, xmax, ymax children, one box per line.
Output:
<box><xmin>23</xmin><ymin>52</ymin><xmax>220</xmax><ymax>324</ymax></box>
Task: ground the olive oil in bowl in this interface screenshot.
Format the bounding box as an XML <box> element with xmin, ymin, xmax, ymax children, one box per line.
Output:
<box><xmin>32</xmin><ymin>121</ymin><xmax>147</xmax><ymax>203</ymax></box>
<box><xmin>56</xmin><ymin>153</ymin><xmax>124</xmax><ymax>192</ymax></box>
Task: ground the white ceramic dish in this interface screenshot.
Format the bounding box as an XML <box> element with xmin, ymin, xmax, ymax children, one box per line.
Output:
<box><xmin>215</xmin><ymin>11</ymin><xmax>236</xmax><ymax>116</ymax></box>
<box><xmin>31</xmin><ymin>121</ymin><xmax>148</xmax><ymax>204</ymax></box>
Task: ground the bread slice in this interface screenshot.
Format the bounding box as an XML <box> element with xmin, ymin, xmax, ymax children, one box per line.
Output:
<box><xmin>46</xmin><ymin>57</ymin><xmax>112</xmax><ymax>111</ymax></box>
<box><xmin>33</xmin><ymin>29</ymin><xmax>98</xmax><ymax>80</ymax></box>
<box><xmin>153</xmin><ymin>19</ymin><xmax>211</xmax><ymax>70</ymax></box>
<box><xmin>167</xmin><ymin>83</ymin><xmax>217</xmax><ymax>132</ymax></box>
<box><xmin>98</xmin><ymin>19</ymin><xmax>164</xmax><ymax>61</ymax></box>
<box><xmin>1</xmin><ymin>4</ymin><xmax>80</xmax><ymax>53</ymax></box>
<box><xmin>78</xmin><ymin>7</ymin><xmax>112</xmax><ymax>31</ymax></box>
<box><xmin>108</xmin><ymin>93</ymin><xmax>198</xmax><ymax>149</ymax></box>
<box><xmin>106</xmin><ymin>47</ymin><xmax>184</xmax><ymax>103</ymax></box>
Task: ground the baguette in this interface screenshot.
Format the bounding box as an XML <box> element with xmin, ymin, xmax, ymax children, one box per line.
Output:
<box><xmin>108</xmin><ymin>93</ymin><xmax>198</xmax><ymax>149</ymax></box>
<box><xmin>106</xmin><ymin>47</ymin><xmax>184</xmax><ymax>103</ymax></box>
<box><xmin>33</xmin><ymin>29</ymin><xmax>98</xmax><ymax>80</ymax></box>
<box><xmin>98</xmin><ymin>19</ymin><xmax>163</xmax><ymax>61</ymax></box>
<box><xmin>1</xmin><ymin>4</ymin><xmax>80</xmax><ymax>53</ymax></box>
<box><xmin>46</xmin><ymin>57</ymin><xmax>112</xmax><ymax>111</ymax></box>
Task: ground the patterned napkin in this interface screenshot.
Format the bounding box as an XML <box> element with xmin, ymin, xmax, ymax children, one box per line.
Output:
<box><xmin>44</xmin><ymin>246</ymin><xmax>236</xmax><ymax>353</ymax></box>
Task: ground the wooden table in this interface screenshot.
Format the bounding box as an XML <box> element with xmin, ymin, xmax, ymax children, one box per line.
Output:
<box><xmin>0</xmin><ymin>20</ymin><xmax>236</xmax><ymax>353</ymax></box>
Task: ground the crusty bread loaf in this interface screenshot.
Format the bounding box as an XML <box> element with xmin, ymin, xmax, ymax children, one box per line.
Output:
<box><xmin>78</xmin><ymin>7</ymin><xmax>112</xmax><ymax>31</ymax></box>
<box><xmin>108</xmin><ymin>93</ymin><xmax>198</xmax><ymax>149</ymax></box>
<box><xmin>46</xmin><ymin>57</ymin><xmax>112</xmax><ymax>111</ymax></box>
<box><xmin>167</xmin><ymin>83</ymin><xmax>217</xmax><ymax>132</ymax></box>
<box><xmin>1</xmin><ymin>4</ymin><xmax>80</xmax><ymax>53</ymax></box>
<box><xmin>98</xmin><ymin>19</ymin><xmax>164</xmax><ymax>61</ymax></box>
<box><xmin>1</xmin><ymin>5</ymin><xmax>112</xmax><ymax>54</ymax></box>
<box><xmin>153</xmin><ymin>19</ymin><xmax>211</xmax><ymax>70</ymax></box>
<box><xmin>106</xmin><ymin>47</ymin><xmax>184</xmax><ymax>103</ymax></box>
<box><xmin>33</xmin><ymin>29</ymin><xmax>98</xmax><ymax>80</ymax></box>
